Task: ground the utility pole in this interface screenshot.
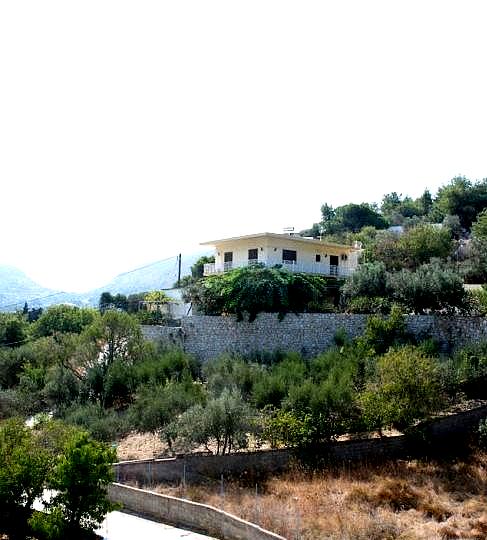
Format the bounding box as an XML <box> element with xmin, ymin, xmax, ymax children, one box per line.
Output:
<box><xmin>177</xmin><ymin>253</ymin><xmax>182</xmax><ymax>288</ymax></box>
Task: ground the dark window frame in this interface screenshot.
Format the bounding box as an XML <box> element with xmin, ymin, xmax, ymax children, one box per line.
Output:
<box><xmin>248</xmin><ymin>248</ymin><xmax>258</xmax><ymax>261</ymax></box>
<box><xmin>282</xmin><ymin>249</ymin><xmax>297</xmax><ymax>262</ymax></box>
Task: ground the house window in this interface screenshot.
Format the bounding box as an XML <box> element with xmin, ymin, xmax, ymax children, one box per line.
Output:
<box><xmin>224</xmin><ymin>252</ymin><xmax>233</xmax><ymax>263</ymax></box>
<box><xmin>315</xmin><ymin>254</ymin><xmax>321</xmax><ymax>263</ymax></box>
<box><xmin>248</xmin><ymin>248</ymin><xmax>258</xmax><ymax>261</ymax></box>
<box><xmin>282</xmin><ymin>249</ymin><xmax>297</xmax><ymax>262</ymax></box>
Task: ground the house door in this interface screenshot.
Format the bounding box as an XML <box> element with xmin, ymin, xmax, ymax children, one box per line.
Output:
<box><xmin>224</xmin><ymin>251</ymin><xmax>233</xmax><ymax>271</ymax></box>
<box><xmin>329</xmin><ymin>255</ymin><xmax>339</xmax><ymax>276</ymax></box>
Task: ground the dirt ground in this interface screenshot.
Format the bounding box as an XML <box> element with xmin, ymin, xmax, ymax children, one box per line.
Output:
<box><xmin>116</xmin><ymin>432</ymin><xmax>167</xmax><ymax>461</ymax></box>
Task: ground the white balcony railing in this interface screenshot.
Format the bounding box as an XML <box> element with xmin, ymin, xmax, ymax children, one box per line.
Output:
<box><xmin>203</xmin><ymin>261</ymin><xmax>353</xmax><ymax>278</ymax></box>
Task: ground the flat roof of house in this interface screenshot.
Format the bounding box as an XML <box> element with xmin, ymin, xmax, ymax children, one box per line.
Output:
<box><xmin>200</xmin><ymin>232</ymin><xmax>358</xmax><ymax>251</ymax></box>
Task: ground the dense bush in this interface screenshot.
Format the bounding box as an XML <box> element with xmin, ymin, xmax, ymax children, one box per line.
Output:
<box><xmin>0</xmin><ymin>418</ymin><xmax>50</xmax><ymax>539</ymax></box>
<box><xmin>387</xmin><ymin>262</ymin><xmax>467</xmax><ymax>314</ymax></box>
<box><xmin>0</xmin><ymin>313</ymin><xmax>29</xmax><ymax>348</ymax></box>
<box><xmin>33</xmin><ymin>305</ymin><xmax>96</xmax><ymax>338</ymax></box>
<box><xmin>61</xmin><ymin>403</ymin><xmax>130</xmax><ymax>442</ymax></box>
<box><xmin>366</xmin><ymin>225</ymin><xmax>454</xmax><ymax>272</ymax></box>
<box><xmin>357</xmin><ymin>306</ymin><xmax>409</xmax><ymax>355</ymax></box>
<box><xmin>341</xmin><ymin>262</ymin><xmax>389</xmax><ymax>301</ymax></box>
<box><xmin>184</xmin><ymin>266</ymin><xmax>336</xmax><ymax>321</ymax></box>
<box><xmin>252</xmin><ymin>353</ymin><xmax>307</xmax><ymax>409</ymax></box>
<box><xmin>468</xmin><ymin>287</ymin><xmax>487</xmax><ymax>316</ymax></box>
<box><xmin>129</xmin><ymin>380</ymin><xmax>206</xmax><ymax>448</ymax></box>
<box><xmin>203</xmin><ymin>355</ymin><xmax>263</xmax><ymax>400</ymax></box>
<box><xmin>360</xmin><ymin>347</ymin><xmax>443</xmax><ymax>432</ymax></box>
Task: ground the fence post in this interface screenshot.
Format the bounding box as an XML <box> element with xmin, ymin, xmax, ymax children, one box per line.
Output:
<box><xmin>220</xmin><ymin>473</ymin><xmax>225</xmax><ymax>508</ymax></box>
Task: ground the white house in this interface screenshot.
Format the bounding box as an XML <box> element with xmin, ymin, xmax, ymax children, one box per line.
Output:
<box><xmin>201</xmin><ymin>232</ymin><xmax>360</xmax><ymax>278</ymax></box>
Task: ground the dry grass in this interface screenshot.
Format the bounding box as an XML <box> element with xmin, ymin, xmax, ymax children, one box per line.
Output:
<box><xmin>146</xmin><ymin>451</ymin><xmax>487</xmax><ymax>539</ymax></box>
<box><xmin>116</xmin><ymin>432</ymin><xmax>167</xmax><ymax>461</ymax></box>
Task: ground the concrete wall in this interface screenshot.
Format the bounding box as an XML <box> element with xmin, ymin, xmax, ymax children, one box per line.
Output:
<box><xmin>114</xmin><ymin>449</ymin><xmax>292</xmax><ymax>486</ymax></box>
<box><xmin>114</xmin><ymin>404</ymin><xmax>487</xmax><ymax>486</ymax></box>
<box><xmin>142</xmin><ymin>313</ymin><xmax>487</xmax><ymax>362</ymax></box>
<box><xmin>108</xmin><ymin>483</ymin><xmax>285</xmax><ymax>540</ymax></box>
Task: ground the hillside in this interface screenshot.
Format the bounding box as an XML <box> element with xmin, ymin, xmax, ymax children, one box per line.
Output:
<box><xmin>82</xmin><ymin>250</ymin><xmax>210</xmax><ymax>304</ymax></box>
<box><xmin>0</xmin><ymin>251</ymin><xmax>210</xmax><ymax>311</ymax></box>
<box><xmin>0</xmin><ymin>265</ymin><xmax>69</xmax><ymax>310</ymax></box>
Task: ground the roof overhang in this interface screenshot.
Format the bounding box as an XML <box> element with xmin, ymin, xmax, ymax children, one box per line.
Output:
<box><xmin>200</xmin><ymin>232</ymin><xmax>358</xmax><ymax>251</ymax></box>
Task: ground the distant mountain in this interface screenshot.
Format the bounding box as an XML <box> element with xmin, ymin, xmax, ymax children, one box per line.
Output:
<box><xmin>0</xmin><ymin>251</ymin><xmax>210</xmax><ymax>311</ymax></box>
<box><xmin>83</xmin><ymin>251</ymin><xmax>210</xmax><ymax>304</ymax></box>
<box><xmin>0</xmin><ymin>265</ymin><xmax>84</xmax><ymax>311</ymax></box>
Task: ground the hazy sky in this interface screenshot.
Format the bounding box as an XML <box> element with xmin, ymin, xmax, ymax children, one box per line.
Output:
<box><xmin>2</xmin><ymin>1</ymin><xmax>487</xmax><ymax>292</ymax></box>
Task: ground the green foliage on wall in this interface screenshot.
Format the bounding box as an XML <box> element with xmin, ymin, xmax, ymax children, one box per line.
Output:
<box><xmin>185</xmin><ymin>266</ymin><xmax>336</xmax><ymax>321</ymax></box>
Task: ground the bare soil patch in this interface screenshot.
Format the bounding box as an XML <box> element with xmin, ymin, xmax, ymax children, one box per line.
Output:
<box><xmin>116</xmin><ymin>432</ymin><xmax>167</xmax><ymax>461</ymax></box>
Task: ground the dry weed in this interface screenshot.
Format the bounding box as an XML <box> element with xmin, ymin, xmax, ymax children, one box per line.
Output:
<box><xmin>147</xmin><ymin>451</ymin><xmax>487</xmax><ymax>539</ymax></box>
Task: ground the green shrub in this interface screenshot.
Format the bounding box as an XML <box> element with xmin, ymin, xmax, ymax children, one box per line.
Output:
<box><xmin>0</xmin><ymin>346</ymin><xmax>25</xmax><ymax>388</ymax></box>
<box><xmin>262</xmin><ymin>408</ymin><xmax>310</xmax><ymax>448</ymax></box>
<box><xmin>134</xmin><ymin>348</ymin><xmax>198</xmax><ymax>386</ymax></box>
<box><xmin>203</xmin><ymin>355</ymin><xmax>262</xmax><ymax>400</ymax></box>
<box><xmin>135</xmin><ymin>309</ymin><xmax>168</xmax><ymax>325</ymax></box>
<box><xmin>43</xmin><ymin>365</ymin><xmax>81</xmax><ymax>412</ymax></box>
<box><xmin>357</xmin><ymin>306</ymin><xmax>409</xmax><ymax>355</ymax></box>
<box><xmin>346</xmin><ymin>295</ymin><xmax>393</xmax><ymax>314</ymax></box>
<box><xmin>129</xmin><ymin>380</ymin><xmax>206</xmax><ymax>448</ymax></box>
<box><xmin>468</xmin><ymin>287</ymin><xmax>487</xmax><ymax>316</ymax></box>
<box><xmin>454</xmin><ymin>341</ymin><xmax>487</xmax><ymax>381</ymax></box>
<box><xmin>387</xmin><ymin>262</ymin><xmax>467</xmax><ymax>314</ymax></box>
<box><xmin>61</xmin><ymin>403</ymin><xmax>130</xmax><ymax>442</ymax></box>
<box><xmin>360</xmin><ymin>346</ymin><xmax>443</xmax><ymax>432</ymax></box>
<box><xmin>333</xmin><ymin>327</ymin><xmax>349</xmax><ymax>347</ymax></box>
<box><xmin>0</xmin><ymin>389</ymin><xmax>24</xmax><ymax>419</ymax></box>
<box><xmin>29</xmin><ymin>508</ymin><xmax>66</xmax><ymax>540</ymax></box>
<box><xmin>33</xmin><ymin>305</ymin><xmax>96</xmax><ymax>338</ymax></box>
<box><xmin>0</xmin><ymin>313</ymin><xmax>29</xmax><ymax>347</ymax></box>
<box><xmin>0</xmin><ymin>418</ymin><xmax>50</xmax><ymax>538</ymax></box>
<box><xmin>252</xmin><ymin>353</ymin><xmax>307</xmax><ymax>409</ymax></box>
<box><xmin>341</xmin><ymin>262</ymin><xmax>389</xmax><ymax>301</ymax></box>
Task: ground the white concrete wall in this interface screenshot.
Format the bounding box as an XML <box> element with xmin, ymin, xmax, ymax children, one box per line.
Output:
<box><xmin>212</xmin><ymin>236</ymin><xmax>357</xmax><ymax>273</ymax></box>
<box><xmin>108</xmin><ymin>483</ymin><xmax>286</xmax><ymax>540</ymax></box>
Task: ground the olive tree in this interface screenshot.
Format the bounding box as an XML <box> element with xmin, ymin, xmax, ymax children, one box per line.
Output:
<box><xmin>166</xmin><ymin>389</ymin><xmax>259</xmax><ymax>455</ymax></box>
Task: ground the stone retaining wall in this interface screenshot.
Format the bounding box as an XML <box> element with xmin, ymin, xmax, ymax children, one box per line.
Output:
<box><xmin>142</xmin><ymin>313</ymin><xmax>487</xmax><ymax>361</ymax></box>
<box><xmin>108</xmin><ymin>483</ymin><xmax>285</xmax><ymax>540</ymax></box>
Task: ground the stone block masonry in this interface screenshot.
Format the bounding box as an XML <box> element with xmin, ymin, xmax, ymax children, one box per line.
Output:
<box><xmin>142</xmin><ymin>313</ymin><xmax>487</xmax><ymax>362</ymax></box>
